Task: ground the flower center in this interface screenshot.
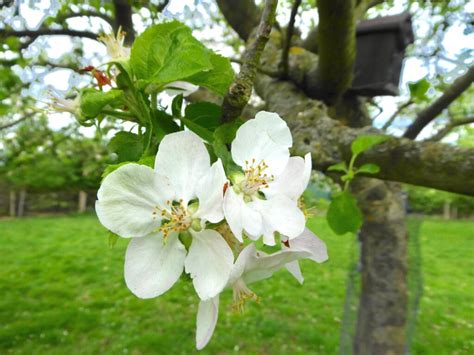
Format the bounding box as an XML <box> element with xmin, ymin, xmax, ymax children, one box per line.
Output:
<box><xmin>232</xmin><ymin>279</ymin><xmax>259</xmax><ymax>313</ymax></box>
<box><xmin>240</xmin><ymin>159</ymin><xmax>274</xmax><ymax>196</ymax></box>
<box><xmin>153</xmin><ymin>199</ymin><xmax>192</xmax><ymax>237</ymax></box>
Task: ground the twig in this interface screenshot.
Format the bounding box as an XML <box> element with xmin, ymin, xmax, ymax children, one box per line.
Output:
<box><xmin>0</xmin><ymin>112</ymin><xmax>35</xmax><ymax>131</ymax></box>
<box><xmin>280</xmin><ymin>0</ymin><xmax>301</xmax><ymax>78</ymax></box>
<box><xmin>404</xmin><ymin>65</ymin><xmax>474</xmax><ymax>139</ymax></box>
<box><xmin>382</xmin><ymin>100</ymin><xmax>413</xmax><ymax>130</ymax></box>
<box><xmin>0</xmin><ymin>28</ymin><xmax>98</xmax><ymax>40</ymax></box>
<box><xmin>426</xmin><ymin>116</ymin><xmax>474</xmax><ymax>141</ymax></box>
<box><xmin>220</xmin><ymin>0</ymin><xmax>278</xmax><ymax>123</ymax></box>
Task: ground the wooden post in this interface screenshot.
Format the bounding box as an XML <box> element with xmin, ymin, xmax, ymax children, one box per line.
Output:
<box><xmin>17</xmin><ymin>188</ymin><xmax>26</xmax><ymax>217</ymax></box>
<box><xmin>443</xmin><ymin>201</ymin><xmax>451</xmax><ymax>220</ymax></box>
<box><xmin>9</xmin><ymin>190</ymin><xmax>16</xmax><ymax>217</ymax></box>
<box><xmin>78</xmin><ymin>190</ymin><xmax>88</xmax><ymax>213</ymax></box>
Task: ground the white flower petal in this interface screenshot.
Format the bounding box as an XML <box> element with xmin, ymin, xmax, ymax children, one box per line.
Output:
<box><xmin>124</xmin><ymin>233</ymin><xmax>186</xmax><ymax>299</ymax></box>
<box><xmin>250</xmin><ymin>195</ymin><xmax>306</xmax><ymax>245</ymax></box>
<box><xmin>154</xmin><ymin>131</ymin><xmax>210</xmax><ymax>204</ymax></box>
<box><xmin>231</xmin><ymin>111</ymin><xmax>292</xmax><ymax>175</ymax></box>
<box><xmin>194</xmin><ymin>159</ymin><xmax>226</xmax><ymax>223</ymax></box>
<box><xmin>285</xmin><ymin>227</ymin><xmax>328</xmax><ymax>263</ymax></box>
<box><xmin>223</xmin><ymin>187</ymin><xmax>262</xmax><ymax>242</ymax></box>
<box><xmin>165</xmin><ymin>81</ymin><xmax>199</xmax><ymax>97</ymax></box>
<box><xmin>96</xmin><ymin>164</ymin><xmax>171</xmax><ymax>237</ymax></box>
<box><xmin>196</xmin><ymin>295</ymin><xmax>220</xmax><ymax>350</ymax></box>
<box><xmin>264</xmin><ymin>153</ymin><xmax>312</xmax><ymax>201</ymax></box>
<box><xmin>185</xmin><ymin>229</ymin><xmax>234</xmax><ymax>300</ymax></box>
<box><xmin>235</xmin><ymin>244</ymin><xmax>310</xmax><ymax>285</ymax></box>
<box><xmin>285</xmin><ymin>261</ymin><xmax>304</xmax><ymax>284</ymax></box>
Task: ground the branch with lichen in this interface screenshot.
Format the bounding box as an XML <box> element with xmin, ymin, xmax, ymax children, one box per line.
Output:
<box><xmin>220</xmin><ymin>0</ymin><xmax>278</xmax><ymax>123</ymax></box>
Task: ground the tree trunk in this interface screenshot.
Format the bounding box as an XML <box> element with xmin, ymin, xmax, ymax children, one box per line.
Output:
<box><xmin>443</xmin><ymin>201</ymin><xmax>451</xmax><ymax>220</ymax></box>
<box><xmin>17</xmin><ymin>188</ymin><xmax>26</xmax><ymax>217</ymax></box>
<box><xmin>353</xmin><ymin>179</ymin><xmax>408</xmax><ymax>354</ymax></box>
<box><xmin>78</xmin><ymin>190</ymin><xmax>88</xmax><ymax>213</ymax></box>
<box><xmin>9</xmin><ymin>190</ymin><xmax>16</xmax><ymax>217</ymax></box>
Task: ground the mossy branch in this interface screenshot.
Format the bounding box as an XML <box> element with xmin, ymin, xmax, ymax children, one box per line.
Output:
<box><xmin>220</xmin><ymin>0</ymin><xmax>278</xmax><ymax>123</ymax></box>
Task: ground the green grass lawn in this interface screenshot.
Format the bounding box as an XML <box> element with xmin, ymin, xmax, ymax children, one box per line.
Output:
<box><xmin>0</xmin><ymin>214</ymin><xmax>473</xmax><ymax>354</ymax></box>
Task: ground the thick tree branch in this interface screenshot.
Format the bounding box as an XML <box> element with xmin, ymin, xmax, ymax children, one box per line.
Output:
<box><xmin>403</xmin><ymin>66</ymin><xmax>474</xmax><ymax>139</ymax></box>
<box><xmin>302</xmin><ymin>0</ymin><xmax>382</xmax><ymax>54</ymax></box>
<box><xmin>280</xmin><ymin>0</ymin><xmax>301</xmax><ymax>78</ymax></box>
<box><xmin>427</xmin><ymin>116</ymin><xmax>474</xmax><ymax>141</ymax></box>
<box><xmin>0</xmin><ymin>28</ymin><xmax>98</xmax><ymax>40</ymax></box>
<box><xmin>216</xmin><ymin>0</ymin><xmax>261</xmax><ymax>41</ymax></box>
<box><xmin>112</xmin><ymin>0</ymin><xmax>135</xmax><ymax>44</ymax></box>
<box><xmin>254</xmin><ymin>73</ymin><xmax>474</xmax><ymax>196</ymax></box>
<box><xmin>308</xmin><ymin>0</ymin><xmax>356</xmax><ymax>104</ymax></box>
<box><xmin>220</xmin><ymin>0</ymin><xmax>278</xmax><ymax>123</ymax></box>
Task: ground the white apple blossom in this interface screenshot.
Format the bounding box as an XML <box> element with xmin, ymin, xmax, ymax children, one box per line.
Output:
<box><xmin>98</xmin><ymin>27</ymin><xmax>131</xmax><ymax>60</ymax></box>
<box><xmin>96</xmin><ymin>131</ymin><xmax>234</xmax><ymax>301</ymax></box>
<box><xmin>223</xmin><ymin>111</ymin><xmax>312</xmax><ymax>246</ymax></box>
<box><xmin>195</xmin><ymin>228</ymin><xmax>328</xmax><ymax>350</ymax></box>
<box><xmin>49</xmin><ymin>94</ymin><xmax>80</xmax><ymax>115</ymax></box>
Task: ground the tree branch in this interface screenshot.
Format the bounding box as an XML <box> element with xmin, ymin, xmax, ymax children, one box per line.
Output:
<box><xmin>254</xmin><ymin>73</ymin><xmax>474</xmax><ymax>196</ymax></box>
<box><xmin>280</xmin><ymin>0</ymin><xmax>301</xmax><ymax>78</ymax></box>
<box><xmin>427</xmin><ymin>116</ymin><xmax>474</xmax><ymax>141</ymax></box>
<box><xmin>0</xmin><ymin>112</ymin><xmax>35</xmax><ymax>131</ymax></box>
<box><xmin>112</xmin><ymin>0</ymin><xmax>135</xmax><ymax>44</ymax></box>
<box><xmin>0</xmin><ymin>28</ymin><xmax>98</xmax><ymax>40</ymax></box>
<box><xmin>382</xmin><ymin>100</ymin><xmax>413</xmax><ymax>130</ymax></box>
<box><xmin>216</xmin><ymin>0</ymin><xmax>261</xmax><ymax>41</ymax></box>
<box><xmin>403</xmin><ymin>65</ymin><xmax>474</xmax><ymax>139</ymax></box>
<box><xmin>220</xmin><ymin>0</ymin><xmax>278</xmax><ymax>123</ymax></box>
<box><xmin>307</xmin><ymin>0</ymin><xmax>356</xmax><ymax>104</ymax></box>
<box><xmin>57</xmin><ymin>10</ymin><xmax>114</xmax><ymax>27</ymax></box>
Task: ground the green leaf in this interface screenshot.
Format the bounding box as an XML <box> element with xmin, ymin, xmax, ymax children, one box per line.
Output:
<box><xmin>151</xmin><ymin>110</ymin><xmax>180</xmax><ymax>141</ymax></box>
<box><xmin>80</xmin><ymin>89</ymin><xmax>123</xmax><ymax>118</ymax></box>
<box><xmin>108</xmin><ymin>232</ymin><xmax>119</xmax><ymax>248</ymax></box>
<box><xmin>130</xmin><ymin>21</ymin><xmax>213</xmax><ymax>85</ymax></box>
<box><xmin>171</xmin><ymin>94</ymin><xmax>184</xmax><ymax>118</ymax></box>
<box><xmin>185</xmin><ymin>102</ymin><xmax>221</xmax><ymax>130</ymax></box>
<box><xmin>108</xmin><ymin>132</ymin><xmax>144</xmax><ymax>163</ymax></box>
<box><xmin>327</xmin><ymin>191</ymin><xmax>363</xmax><ymax>235</ymax></box>
<box><xmin>328</xmin><ymin>161</ymin><xmax>348</xmax><ymax>173</ymax></box>
<box><xmin>356</xmin><ymin>163</ymin><xmax>380</xmax><ymax>175</ymax></box>
<box><xmin>181</xmin><ymin>118</ymin><xmax>215</xmax><ymax>143</ymax></box>
<box><xmin>137</xmin><ymin>155</ymin><xmax>155</xmax><ymax>168</ymax></box>
<box><xmin>408</xmin><ymin>78</ymin><xmax>430</xmax><ymax>101</ymax></box>
<box><xmin>351</xmin><ymin>135</ymin><xmax>389</xmax><ymax>156</ymax></box>
<box><xmin>185</xmin><ymin>52</ymin><xmax>235</xmax><ymax>96</ymax></box>
<box><xmin>213</xmin><ymin>119</ymin><xmax>244</xmax><ymax>144</ymax></box>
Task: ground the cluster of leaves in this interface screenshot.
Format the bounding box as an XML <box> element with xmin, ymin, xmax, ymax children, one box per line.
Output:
<box><xmin>76</xmin><ymin>21</ymin><xmax>236</xmax><ymax>176</ymax></box>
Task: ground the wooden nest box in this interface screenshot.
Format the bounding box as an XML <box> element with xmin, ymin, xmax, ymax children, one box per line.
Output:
<box><xmin>350</xmin><ymin>12</ymin><xmax>415</xmax><ymax>97</ymax></box>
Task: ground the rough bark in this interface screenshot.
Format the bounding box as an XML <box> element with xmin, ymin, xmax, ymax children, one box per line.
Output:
<box><xmin>404</xmin><ymin>65</ymin><xmax>474</xmax><ymax>139</ymax></box>
<box><xmin>78</xmin><ymin>190</ymin><xmax>88</xmax><ymax>213</ymax></box>
<box><xmin>310</xmin><ymin>0</ymin><xmax>356</xmax><ymax>104</ymax></box>
<box><xmin>9</xmin><ymin>190</ymin><xmax>16</xmax><ymax>217</ymax></box>
<box><xmin>353</xmin><ymin>180</ymin><xmax>408</xmax><ymax>355</ymax></box>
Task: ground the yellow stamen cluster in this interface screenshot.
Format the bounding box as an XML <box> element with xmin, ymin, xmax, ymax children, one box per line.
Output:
<box><xmin>241</xmin><ymin>158</ymin><xmax>274</xmax><ymax>195</ymax></box>
<box><xmin>152</xmin><ymin>199</ymin><xmax>192</xmax><ymax>238</ymax></box>
<box><xmin>232</xmin><ymin>279</ymin><xmax>260</xmax><ymax>313</ymax></box>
